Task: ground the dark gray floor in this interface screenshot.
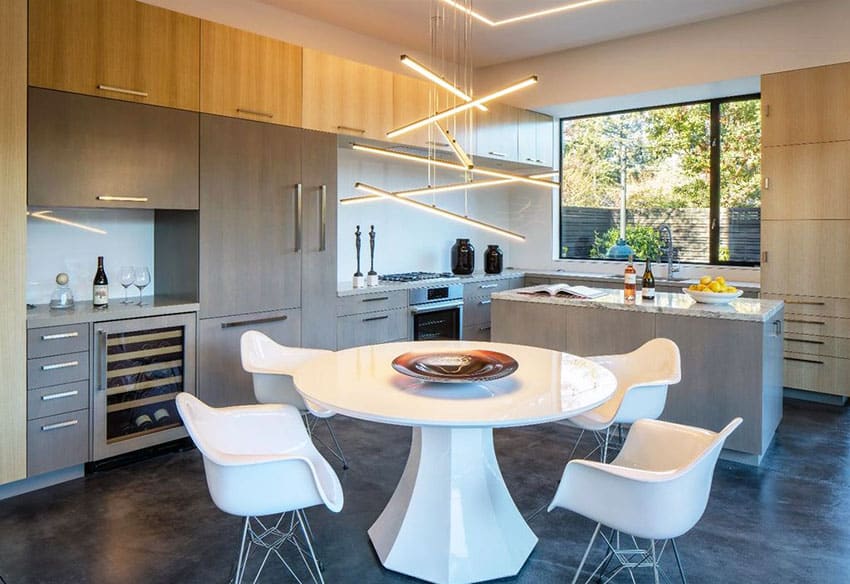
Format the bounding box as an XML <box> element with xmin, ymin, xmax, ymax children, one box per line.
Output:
<box><xmin>1</xmin><ymin>398</ymin><xmax>848</xmax><ymax>583</ymax></box>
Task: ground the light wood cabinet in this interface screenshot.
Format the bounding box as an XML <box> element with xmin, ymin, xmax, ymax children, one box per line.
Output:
<box><xmin>29</xmin><ymin>0</ymin><xmax>200</xmax><ymax>111</ymax></box>
<box><xmin>337</xmin><ymin>308</ymin><xmax>409</xmax><ymax>350</ymax></box>
<box><xmin>200</xmin><ymin>21</ymin><xmax>302</xmax><ymax>127</ymax></box>
<box><xmin>302</xmin><ymin>48</ymin><xmax>393</xmax><ymax>140</ymax></box>
<box><xmin>784</xmin><ymin>352</ymin><xmax>850</xmax><ymax>397</ymax></box>
<box><xmin>391</xmin><ymin>74</ymin><xmax>459</xmax><ymax>149</ymax></box>
<box><xmin>761</xmin><ymin>62</ymin><xmax>850</xmax><ymax>147</ymax></box>
<box><xmin>474</xmin><ymin>102</ymin><xmax>519</xmax><ymax>161</ymax></box>
<box><xmin>518</xmin><ymin>109</ymin><xmax>555</xmax><ymax>167</ymax></box>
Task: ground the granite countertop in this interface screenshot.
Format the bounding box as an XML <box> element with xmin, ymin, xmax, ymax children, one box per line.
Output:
<box><xmin>27</xmin><ymin>296</ymin><xmax>199</xmax><ymax>328</ymax></box>
<box><xmin>522</xmin><ymin>269</ymin><xmax>761</xmax><ymax>290</ymax></box>
<box><xmin>493</xmin><ymin>286</ymin><xmax>782</xmax><ymax>323</ymax></box>
<box><xmin>337</xmin><ymin>270</ymin><xmax>525</xmax><ymax>297</ymax></box>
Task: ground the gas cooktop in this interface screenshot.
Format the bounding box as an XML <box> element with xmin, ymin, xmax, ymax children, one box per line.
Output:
<box><xmin>379</xmin><ymin>272</ymin><xmax>455</xmax><ymax>283</ymax></box>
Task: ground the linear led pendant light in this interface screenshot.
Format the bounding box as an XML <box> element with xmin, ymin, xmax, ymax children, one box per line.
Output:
<box><xmin>355</xmin><ymin>183</ymin><xmax>525</xmax><ymax>241</ymax></box>
<box><xmin>436</xmin><ymin>124</ymin><xmax>473</xmax><ymax>168</ymax></box>
<box><xmin>400</xmin><ymin>55</ymin><xmax>487</xmax><ymax>112</ymax></box>
<box><xmin>26</xmin><ymin>210</ymin><xmax>108</xmax><ymax>234</ymax></box>
<box><xmin>440</xmin><ymin>0</ymin><xmax>613</xmax><ymax>26</ymax></box>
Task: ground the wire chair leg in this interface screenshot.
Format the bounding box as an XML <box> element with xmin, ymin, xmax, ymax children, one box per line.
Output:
<box><xmin>651</xmin><ymin>539</ymin><xmax>660</xmax><ymax>584</ymax></box>
<box><xmin>297</xmin><ymin>509</ymin><xmax>325</xmax><ymax>584</ymax></box>
<box><xmin>232</xmin><ymin>517</ymin><xmax>250</xmax><ymax>584</ymax></box>
<box><xmin>568</xmin><ymin>429</ymin><xmax>586</xmax><ymax>460</ymax></box>
<box><xmin>323</xmin><ymin>418</ymin><xmax>349</xmax><ymax>470</ymax></box>
<box><xmin>602</xmin><ymin>428</ymin><xmax>611</xmax><ymax>463</ymax></box>
<box><xmin>671</xmin><ymin>538</ymin><xmax>687</xmax><ymax>584</ymax></box>
<box><xmin>571</xmin><ymin>522</ymin><xmax>602</xmax><ymax>584</ymax></box>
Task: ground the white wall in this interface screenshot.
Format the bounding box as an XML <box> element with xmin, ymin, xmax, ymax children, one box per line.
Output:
<box><xmin>26</xmin><ymin>209</ymin><xmax>155</xmax><ymax>304</ymax></box>
<box><xmin>337</xmin><ymin>148</ymin><xmax>516</xmax><ymax>282</ymax></box>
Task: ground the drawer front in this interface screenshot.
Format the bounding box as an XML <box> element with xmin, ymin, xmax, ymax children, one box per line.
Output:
<box><xmin>784</xmin><ymin>334</ymin><xmax>850</xmax><ymax>360</ymax></box>
<box><xmin>464</xmin><ymin>296</ymin><xmax>493</xmax><ymax>326</ymax></box>
<box><xmin>762</xmin><ymin>294</ymin><xmax>850</xmax><ymax>319</ymax></box>
<box><xmin>337</xmin><ymin>308</ymin><xmax>408</xmax><ymax>350</ymax></box>
<box><xmin>28</xmin><ymin>380</ymin><xmax>90</xmax><ymax>420</ymax></box>
<box><xmin>462</xmin><ymin>278</ymin><xmax>522</xmax><ymax>300</ymax></box>
<box><xmin>27</xmin><ymin>324</ymin><xmax>89</xmax><ymax>358</ymax></box>
<box><xmin>27</xmin><ymin>410</ymin><xmax>90</xmax><ymax>476</ymax></box>
<box><xmin>784</xmin><ymin>316</ymin><xmax>850</xmax><ymax>339</ymax></box>
<box><xmin>27</xmin><ymin>351</ymin><xmax>90</xmax><ymax>389</ymax></box>
<box><xmin>783</xmin><ymin>352</ymin><xmax>850</xmax><ymax>396</ymax></box>
<box><xmin>337</xmin><ymin>291</ymin><xmax>408</xmax><ymax>316</ymax></box>
<box><xmin>463</xmin><ymin>323</ymin><xmax>492</xmax><ymax>342</ymax></box>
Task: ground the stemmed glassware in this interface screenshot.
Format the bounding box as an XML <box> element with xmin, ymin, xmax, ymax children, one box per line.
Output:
<box><xmin>119</xmin><ymin>266</ymin><xmax>135</xmax><ymax>304</ymax></box>
<box><xmin>133</xmin><ymin>266</ymin><xmax>151</xmax><ymax>306</ymax></box>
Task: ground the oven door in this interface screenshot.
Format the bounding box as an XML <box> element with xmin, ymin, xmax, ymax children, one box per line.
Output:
<box><xmin>410</xmin><ymin>300</ymin><xmax>464</xmax><ymax>341</ymax></box>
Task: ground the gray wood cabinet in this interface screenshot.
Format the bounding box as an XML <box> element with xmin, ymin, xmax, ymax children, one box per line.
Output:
<box><xmin>462</xmin><ymin>277</ymin><xmax>524</xmax><ymax>341</ymax></box>
<box><xmin>518</xmin><ymin>110</ymin><xmax>554</xmax><ymax>168</ymax></box>
<box><xmin>199</xmin><ymin>115</ymin><xmax>302</xmax><ymax>318</ymax></box>
<box><xmin>28</xmin><ymin>87</ymin><xmax>199</xmax><ymax>209</ymax></box>
<box><xmin>198</xmin><ymin>309</ymin><xmax>301</xmax><ymax>407</ymax></box>
<box><xmin>474</xmin><ymin>102</ymin><xmax>519</xmax><ymax>161</ymax></box>
<box><xmin>336</xmin><ymin>308</ymin><xmax>409</xmax><ymax>350</ymax></box>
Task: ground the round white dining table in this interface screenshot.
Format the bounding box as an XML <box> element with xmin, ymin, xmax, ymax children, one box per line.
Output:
<box><xmin>293</xmin><ymin>340</ymin><xmax>617</xmax><ymax>584</ymax></box>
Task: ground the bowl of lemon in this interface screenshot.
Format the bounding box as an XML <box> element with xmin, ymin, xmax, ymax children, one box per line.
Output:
<box><xmin>682</xmin><ymin>276</ymin><xmax>743</xmax><ymax>305</ymax></box>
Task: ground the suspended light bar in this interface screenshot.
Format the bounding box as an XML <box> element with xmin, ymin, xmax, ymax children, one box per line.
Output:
<box><xmin>400</xmin><ymin>55</ymin><xmax>487</xmax><ymax>112</ymax></box>
<box><xmin>27</xmin><ymin>210</ymin><xmax>107</xmax><ymax>235</ymax></box>
<box><xmin>355</xmin><ymin>183</ymin><xmax>525</xmax><ymax>241</ymax></box>
<box><xmin>341</xmin><ymin>178</ymin><xmax>514</xmax><ymax>205</ymax></box>
<box><xmin>351</xmin><ymin>143</ymin><xmax>558</xmax><ymax>188</ymax></box>
<box><xmin>440</xmin><ymin>0</ymin><xmax>613</xmax><ymax>27</ymax></box>
<box><xmin>386</xmin><ymin>76</ymin><xmax>538</xmax><ymax>139</ymax></box>
<box><xmin>436</xmin><ymin>124</ymin><xmax>473</xmax><ymax>169</ymax></box>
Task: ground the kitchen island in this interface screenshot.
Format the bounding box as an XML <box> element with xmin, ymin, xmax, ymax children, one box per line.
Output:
<box><xmin>492</xmin><ymin>287</ymin><xmax>785</xmax><ymax>465</ymax></box>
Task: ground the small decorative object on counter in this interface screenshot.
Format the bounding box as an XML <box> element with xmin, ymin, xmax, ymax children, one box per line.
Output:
<box><xmin>93</xmin><ymin>256</ymin><xmax>109</xmax><ymax>309</ymax></box>
<box><xmin>367</xmin><ymin>225</ymin><xmax>379</xmax><ymax>286</ymax></box>
<box><xmin>451</xmin><ymin>238</ymin><xmax>475</xmax><ymax>275</ymax></box>
<box><xmin>49</xmin><ymin>272</ymin><xmax>75</xmax><ymax>309</ymax></box>
<box><xmin>624</xmin><ymin>254</ymin><xmax>636</xmax><ymax>303</ymax></box>
<box><xmin>641</xmin><ymin>257</ymin><xmax>655</xmax><ymax>300</ymax></box>
<box><xmin>484</xmin><ymin>244</ymin><xmax>503</xmax><ymax>274</ymax></box>
<box><xmin>353</xmin><ymin>225</ymin><xmax>365</xmax><ymax>288</ymax></box>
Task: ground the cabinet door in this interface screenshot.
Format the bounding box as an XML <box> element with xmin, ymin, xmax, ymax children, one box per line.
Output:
<box><xmin>761</xmin><ymin>220</ymin><xmax>850</xmax><ymax>298</ymax></box>
<box><xmin>761</xmin><ymin>62</ymin><xmax>850</xmax><ymax>147</ymax></box>
<box><xmin>302</xmin><ymin>48</ymin><xmax>393</xmax><ymax>140</ymax></box>
<box><xmin>28</xmin><ymin>88</ymin><xmax>199</xmax><ymax>209</ymax></box>
<box><xmin>392</xmin><ymin>74</ymin><xmax>459</xmax><ymax>149</ymax></box>
<box><xmin>200</xmin><ymin>115</ymin><xmax>302</xmax><ymax>318</ymax></box>
<box><xmin>336</xmin><ymin>308</ymin><xmax>409</xmax><ymax>350</ymax></box>
<box><xmin>475</xmin><ymin>102</ymin><xmax>519</xmax><ymax>161</ymax></box>
<box><xmin>762</xmin><ymin>141</ymin><xmax>850</xmax><ymax>220</ymax></box>
<box><xmin>200</xmin><ymin>21</ymin><xmax>302</xmax><ymax>127</ymax></box>
<box><xmin>29</xmin><ymin>0</ymin><xmax>200</xmax><ymax>111</ymax></box>
<box><xmin>198</xmin><ymin>310</ymin><xmax>301</xmax><ymax>407</ymax></box>
<box><xmin>518</xmin><ymin>109</ymin><xmax>554</xmax><ymax>167</ymax></box>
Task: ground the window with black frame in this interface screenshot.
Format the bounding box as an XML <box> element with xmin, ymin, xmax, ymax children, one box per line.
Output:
<box><xmin>559</xmin><ymin>96</ymin><xmax>761</xmax><ymax>265</ymax></box>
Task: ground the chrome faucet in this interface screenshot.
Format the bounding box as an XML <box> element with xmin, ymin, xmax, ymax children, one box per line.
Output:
<box><xmin>657</xmin><ymin>224</ymin><xmax>680</xmax><ymax>280</ymax></box>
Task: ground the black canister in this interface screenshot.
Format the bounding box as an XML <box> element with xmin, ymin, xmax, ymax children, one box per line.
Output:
<box><xmin>451</xmin><ymin>238</ymin><xmax>475</xmax><ymax>275</ymax></box>
<box><xmin>484</xmin><ymin>244</ymin><xmax>503</xmax><ymax>274</ymax></box>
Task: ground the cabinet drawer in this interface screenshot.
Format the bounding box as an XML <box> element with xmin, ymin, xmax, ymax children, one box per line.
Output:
<box><xmin>762</xmin><ymin>294</ymin><xmax>850</xmax><ymax>319</ymax></box>
<box><xmin>27</xmin><ymin>410</ymin><xmax>90</xmax><ymax>476</ymax></box>
<box><xmin>27</xmin><ymin>351</ymin><xmax>89</xmax><ymax>389</ymax></box>
<box><xmin>337</xmin><ymin>291</ymin><xmax>408</xmax><ymax>316</ymax></box>
<box><xmin>783</xmin><ymin>352</ymin><xmax>850</xmax><ymax>396</ymax></box>
<box><xmin>337</xmin><ymin>308</ymin><xmax>408</xmax><ymax>350</ymax></box>
<box><xmin>463</xmin><ymin>278</ymin><xmax>523</xmax><ymax>300</ymax></box>
<box><xmin>463</xmin><ymin>323</ymin><xmax>492</xmax><ymax>342</ymax></box>
<box><xmin>464</xmin><ymin>297</ymin><xmax>493</xmax><ymax>326</ymax></box>
<box><xmin>27</xmin><ymin>324</ymin><xmax>89</xmax><ymax>358</ymax></box>
<box><xmin>28</xmin><ymin>381</ymin><xmax>90</xmax><ymax>420</ymax></box>
<box><xmin>784</xmin><ymin>316</ymin><xmax>850</xmax><ymax>339</ymax></box>
<box><xmin>784</xmin><ymin>334</ymin><xmax>850</xmax><ymax>360</ymax></box>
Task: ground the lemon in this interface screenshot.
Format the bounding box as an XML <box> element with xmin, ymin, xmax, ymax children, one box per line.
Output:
<box><xmin>726</xmin><ymin>286</ymin><xmax>737</xmax><ymax>293</ymax></box>
<box><xmin>715</xmin><ymin>276</ymin><xmax>726</xmax><ymax>285</ymax></box>
<box><xmin>696</xmin><ymin>284</ymin><xmax>708</xmax><ymax>291</ymax></box>
<box><xmin>699</xmin><ymin>276</ymin><xmax>712</xmax><ymax>286</ymax></box>
<box><xmin>708</xmin><ymin>281</ymin><xmax>722</xmax><ymax>293</ymax></box>
<box><xmin>689</xmin><ymin>284</ymin><xmax>700</xmax><ymax>291</ymax></box>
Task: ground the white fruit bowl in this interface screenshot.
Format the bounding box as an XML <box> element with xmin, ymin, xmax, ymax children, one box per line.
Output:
<box><xmin>682</xmin><ymin>288</ymin><xmax>744</xmax><ymax>305</ymax></box>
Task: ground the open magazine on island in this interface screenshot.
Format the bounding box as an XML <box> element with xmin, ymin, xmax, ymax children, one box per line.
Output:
<box><xmin>519</xmin><ymin>283</ymin><xmax>608</xmax><ymax>299</ymax></box>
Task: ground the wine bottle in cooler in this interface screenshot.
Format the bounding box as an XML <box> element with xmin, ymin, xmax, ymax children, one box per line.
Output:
<box><xmin>92</xmin><ymin>256</ymin><xmax>109</xmax><ymax>309</ymax></box>
<box><xmin>624</xmin><ymin>254</ymin><xmax>636</xmax><ymax>302</ymax></box>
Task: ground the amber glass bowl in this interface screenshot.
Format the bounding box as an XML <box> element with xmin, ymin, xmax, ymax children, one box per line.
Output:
<box><xmin>392</xmin><ymin>350</ymin><xmax>518</xmax><ymax>383</ymax></box>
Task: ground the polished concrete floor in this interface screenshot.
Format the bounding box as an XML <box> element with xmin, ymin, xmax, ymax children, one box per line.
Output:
<box><xmin>0</xmin><ymin>398</ymin><xmax>848</xmax><ymax>583</ymax></box>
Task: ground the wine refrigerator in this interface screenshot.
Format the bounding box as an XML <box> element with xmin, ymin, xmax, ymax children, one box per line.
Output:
<box><xmin>92</xmin><ymin>313</ymin><xmax>196</xmax><ymax>460</ymax></box>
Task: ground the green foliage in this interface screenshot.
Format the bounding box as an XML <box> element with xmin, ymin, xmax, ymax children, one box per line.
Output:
<box><xmin>590</xmin><ymin>225</ymin><xmax>662</xmax><ymax>261</ymax></box>
<box><xmin>718</xmin><ymin>245</ymin><xmax>731</xmax><ymax>262</ymax></box>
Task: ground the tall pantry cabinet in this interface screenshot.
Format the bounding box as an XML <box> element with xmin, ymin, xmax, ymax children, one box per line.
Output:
<box><xmin>761</xmin><ymin>61</ymin><xmax>850</xmax><ymax>399</ymax></box>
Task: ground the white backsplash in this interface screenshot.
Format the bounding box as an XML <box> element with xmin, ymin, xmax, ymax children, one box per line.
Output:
<box><xmin>27</xmin><ymin>208</ymin><xmax>155</xmax><ymax>305</ymax></box>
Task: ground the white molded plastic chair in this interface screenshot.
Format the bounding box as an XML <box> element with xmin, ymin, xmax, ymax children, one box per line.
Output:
<box><xmin>176</xmin><ymin>393</ymin><xmax>344</xmax><ymax>584</ymax></box>
<box><xmin>549</xmin><ymin>417</ymin><xmax>742</xmax><ymax>584</ymax></box>
<box><xmin>240</xmin><ymin>331</ymin><xmax>348</xmax><ymax>469</ymax></box>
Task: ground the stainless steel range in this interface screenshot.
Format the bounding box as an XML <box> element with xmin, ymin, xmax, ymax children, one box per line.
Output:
<box><xmin>409</xmin><ymin>283</ymin><xmax>464</xmax><ymax>341</ymax></box>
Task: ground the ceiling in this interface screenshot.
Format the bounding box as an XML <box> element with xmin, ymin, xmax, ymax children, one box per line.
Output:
<box><xmin>259</xmin><ymin>0</ymin><xmax>799</xmax><ymax>67</ymax></box>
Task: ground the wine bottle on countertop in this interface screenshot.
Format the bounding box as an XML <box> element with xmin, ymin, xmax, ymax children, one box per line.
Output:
<box><xmin>624</xmin><ymin>254</ymin><xmax>636</xmax><ymax>302</ymax></box>
<box><xmin>641</xmin><ymin>257</ymin><xmax>655</xmax><ymax>300</ymax></box>
<box><xmin>92</xmin><ymin>256</ymin><xmax>109</xmax><ymax>309</ymax></box>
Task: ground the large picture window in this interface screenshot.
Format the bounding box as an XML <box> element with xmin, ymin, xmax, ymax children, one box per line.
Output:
<box><xmin>559</xmin><ymin>96</ymin><xmax>761</xmax><ymax>265</ymax></box>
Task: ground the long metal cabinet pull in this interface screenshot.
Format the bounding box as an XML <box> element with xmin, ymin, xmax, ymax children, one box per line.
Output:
<box><xmin>41</xmin><ymin>331</ymin><xmax>79</xmax><ymax>340</ymax></box>
<box><xmin>236</xmin><ymin>107</ymin><xmax>273</xmax><ymax>118</ymax></box>
<box><xmin>295</xmin><ymin>184</ymin><xmax>303</xmax><ymax>252</ymax></box>
<box><xmin>784</xmin><ymin>356</ymin><xmax>824</xmax><ymax>365</ymax></box>
<box><xmin>42</xmin><ymin>390</ymin><xmax>80</xmax><ymax>401</ymax></box>
<box><xmin>97</xmin><ymin>84</ymin><xmax>148</xmax><ymax>97</ymax></box>
<box><xmin>786</xmin><ymin>300</ymin><xmax>826</xmax><ymax>306</ymax></box>
<box><xmin>785</xmin><ymin>338</ymin><xmax>824</xmax><ymax>345</ymax></box>
<box><xmin>319</xmin><ymin>185</ymin><xmax>327</xmax><ymax>252</ymax></box>
<box><xmin>41</xmin><ymin>360</ymin><xmax>79</xmax><ymax>371</ymax></box>
<box><xmin>362</xmin><ymin>315</ymin><xmax>389</xmax><ymax>322</ymax></box>
<box><xmin>41</xmin><ymin>420</ymin><xmax>79</xmax><ymax>432</ymax></box>
<box><xmin>97</xmin><ymin>329</ymin><xmax>108</xmax><ymax>391</ymax></box>
<box><xmin>221</xmin><ymin>315</ymin><xmax>288</xmax><ymax>329</ymax></box>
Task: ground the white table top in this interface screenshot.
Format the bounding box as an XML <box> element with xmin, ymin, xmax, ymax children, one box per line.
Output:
<box><xmin>294</xmin><ymin>340</ymin><xmax>617</xmax><ymax>429</ymax></box>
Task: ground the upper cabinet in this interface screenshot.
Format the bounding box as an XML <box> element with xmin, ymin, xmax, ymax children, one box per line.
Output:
<box><xmin>518</xmin><ymin>109</ymin><xmax>555</xmax><ymax>168</ymax></box>
<box><xmin>474</xmin><ymin>102</ymin><xmax>519</xmax><ymax>161</ymax></box>
<box><xmin>391</xmin><ymin>74</ymin><xmax>459</xmax><ymax>150</ymax></box>
<box><xmin>762</xmin><ymin>62</ymin><xmax>850</xmax><ymax>147</ymax></box>
<box><xmin>28</xmin><ymin>0</ymin><xmax>200</xmax><ymax>111</ymax></box>
<box><xmin>200</xmin><ymin>21</ymin><xmax>302</xmax><ymax>127</ymax></box>
<box><xmin>302</xmin><ymin>48</ymin><xmax>393</xmax><ymax>140</ymax></box>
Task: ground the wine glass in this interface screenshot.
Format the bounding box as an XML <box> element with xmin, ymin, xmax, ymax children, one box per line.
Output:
<box><xmin>119</xmin><ymin>266</ymin><xmax>135</xmax><ymax>304</ymax></box>
<box><xmin>133</xmin><ymin>266</ymin><xmax>151</xmax><ymax>306</ymax></box>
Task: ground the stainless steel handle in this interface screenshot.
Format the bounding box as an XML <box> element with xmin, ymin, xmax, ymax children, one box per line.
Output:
<box><xmin>237</xmin><ymin>107</ymin><xmax>273</xmax><ymax>118</ymax></box>
<box><xmin>295</xmin><ymin>184</ymin><xmax>302</xmax><ymax>253</ymax></box>
<box><xmin>784</xmin><ymin>356</ymin><xmax>824</xmax><ymax>365</ymax></box>
<box><xmin>41</xmin><ymin>360</ymin><xmax>79</xmax><ymax>371</ymax></box>
<box><xmin>762</xmin><ymin>251</ymin><xmax>768</xmax><ymax>263</ymax></box>
<box><xmin>525</xmin><ymin>158</ymin><xmax>536</xmax><ymax>162</ymax></box>
<box><xmin>478</xmin><ymin>326</ymin><xmax>492</xmax><ymax>332</ymax></box>
<box><xmin>97</xmin><ymin>329</ymin><xmax>108</xmax><ymax>392</ymax></box>
<box><xmin>479</xmin><ymin>284</ymin><xmax>498</xmax><ymax>289</ymax></box>
<box><xmin>786</xmin><ymin>337</ymin><xmax>825</xmax><ymax>345</ymax></box>
<box><xmin>97</xmin><ymin>195</ymin><xmax>149</xmax><ymax>203</ymax></box>
<box><xmin>410</xmin><ymin>300</ymin><xmax>464</xmax><ymax>314</ymax></box>
<box><xmin>41</xmin><ymin>419</ymin><xmax>79</xmax><ymax>432</ymax></box>
<box><xmin>786</xmin><ymin>301</ymin><xmax>826</xmax><ymax>306</ymax></box>
<box><xmin>773</xmin><ymin>319</ymin><xmax>782</xmax><ymax>336</ymax></box>
<box><xmin>764</xmin><ymin>177</ymin><xmax>770</xmax><ymax>190</ymax></box>
<box><xmin>41</xmin><ymin>331</ymin><xmax>79</xmax><ymax>340</ymax></box>
<box><xmin>221</xmin><ymin>315</ymin><xmax>288</xmax><ymax>329</ymax></box>
<box><xmin>319</xmin><ymin>185</ymin><xmax>327</xmax><ymax>252</ymax></box>
<box><xmin>786</xmin><ymin>318</ymin><xmax>826</xmax><ymax>325</ymax></box>
<box><xmin>362</xmin><ymin>296</ymin><xmax>390</xmax><ymax>303</ymax></box>
<box><xmin>97</xmin><ymin>84</ymin><xmax>148</xmax><ymax>97</ymax></box>
<box><xmin>337</xmin><ymin>126</ymin><xmax>366</xmax><ymax>134</ymax></box>
<box><xmin>362</xmin><ymin>315</ymin><xmax>389</xmax><ymax>322</ymax></box>
<box><xmin>488</xmin><ymin>151</ymin><xmax>507</xmax><ymax>158</ymax></box>
<box><xmin>765</xmin><ymin>104</ymin><xmax>770</xmax><ymax>117</ymax></box>
<box><xmin>42</xmin><ymin>390</ymin><xmax>80</xmax><ymax>401</ymax></box>
<box><xmin>479</xmin><ymin>299</ymin><xmax>492</xmax><ymax>305</ymax></box>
